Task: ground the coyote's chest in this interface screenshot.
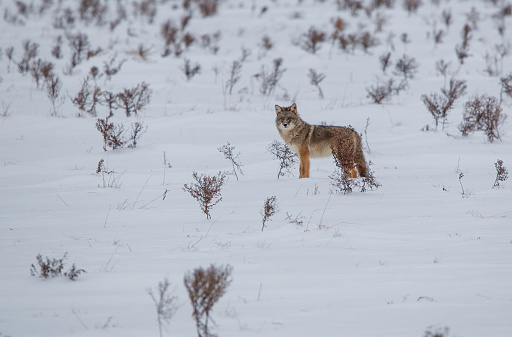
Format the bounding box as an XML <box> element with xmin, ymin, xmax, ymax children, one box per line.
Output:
<box><xmin>282</xmin><ymin>125</ymin><xmax>333</xmax><ymax>158</ymax></box>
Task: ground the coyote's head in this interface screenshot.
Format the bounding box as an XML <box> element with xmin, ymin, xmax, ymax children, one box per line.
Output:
<box><xmin>275</xmin><ymin>103</ymin><xmax>300</xmax><ymax>132</ymax></box>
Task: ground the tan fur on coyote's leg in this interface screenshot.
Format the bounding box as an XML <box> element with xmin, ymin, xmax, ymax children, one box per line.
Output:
<box><xmin>299</xmin><ymin>148</ymin><xmax>310</xmax><ymax>178</ymax></box>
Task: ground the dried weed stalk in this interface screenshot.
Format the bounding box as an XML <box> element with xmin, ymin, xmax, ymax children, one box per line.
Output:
<box><xmin>254</xmin><ymin>58</ymin><xmax>286</xmax><ymax>96</ymax></box>
<box><xmin>148</xmin><ymin>278</ymin><xmax>179</xmax><ymax>337</ymax></box>
<box><xmin>218</xmin><ymin>142</ymin><xmax>243</xmax><ymax>180</ymax></box>
<box><xmin>261</xmin><ymin>196</ymin><xmax>279</xmax><ymax>232</ymax></box>
<box><xmin>308</xmin><ymin>69</ymin><xmax>326</xmax><ymax>99</ymax></box>
<box><xmin>181</xmin><ymin>58</ymin><xmax>201</xmax><ymax>81</ymax></box>
<box><xmin>493</xmin><ymin>159</ymin><xmax>509</xmax><ymax>188</ymax></box>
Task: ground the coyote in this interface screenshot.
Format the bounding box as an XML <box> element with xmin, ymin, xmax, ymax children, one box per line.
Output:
<box><xmin>275</xmin><ymin>103</ymin><xmax>367</xmax><ymax>179</ymax></box>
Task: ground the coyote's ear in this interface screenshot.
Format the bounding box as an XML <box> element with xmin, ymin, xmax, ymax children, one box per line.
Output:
<box><xmin>275</xmin><ymin>105</ymin><xmax>283</xmax><ymax>115</ymax></box>
<box><xmin>290</xmin><ymin>103</ymin><xmax>298</xmax><ymax>115</ymax></box>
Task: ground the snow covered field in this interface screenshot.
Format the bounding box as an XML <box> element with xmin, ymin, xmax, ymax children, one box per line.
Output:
<box><xmin>1</xmin><ymin>0</ymin><xmax>511</xmax><ymax>336</ymax></box>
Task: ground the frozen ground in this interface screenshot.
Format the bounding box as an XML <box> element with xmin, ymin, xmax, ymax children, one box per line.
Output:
<box><xmin>0</xmin><ymin>1</ymin><xmax>511</xmax><ymax>336</ymax></box>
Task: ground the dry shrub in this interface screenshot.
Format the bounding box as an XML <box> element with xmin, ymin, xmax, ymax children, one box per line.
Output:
<box><xmin>393</xmin><ymin>54</ymin><xmax>418</xmax><ymax>79</ymax></box>
<box><xmin>78</xmin><ymin>0</ymin><xmax>108</xmax><ymax>25</ymax></box>
<box><xmin>260</xmin><ymin>35</ymin><xmax>273</xmax><ymax>51</ymax></box>
<box><xmin>500</xmin><ymin>73</ymin><xmax>512</xmax><ymax>99</ymax></box>
<box><xmin>225</xmin><ymin>60</ymin><xmax>242</xmax><ymax>96</ymax></box>
<box><xmin>218</xmin><ymin>142</ymin><xmax>243</xmax><ymax>180</ymax></box>
<box><xmin>403</xmin><ymin>0</ymin><xmax>422</xmax><ymax>15</ymax></box>
<box><xmin>421</xmin><ymin>79</ymin><xmax>467</xmax><ymax>130</ymax></box>
<box><xmin>148</xmin><ymin>278</ymin><xmax>178</xmax><ymax>337</ymax></box>
<box><xmin>117</xmin><ymin>82</ymin><xmax>151</xmax><ymax>116</ymax></box>
<box><xmin>299</xmin><ymin>27</ymin><xmax>327</xmax><ymax>54</ymax></box>
<box><xmin>96</xmin><ymin>115</ymin><xmax>126</xmax><ymax>151</ymax></box>
<box><xmin>459</xmin><ymin>94</ymin><xmax>507</xmax><ymax>142</ymax></box>
<box><xmin>51</xmin><ymin>36</ymin><xmax>63</xmax><ymax>59</ymax></box>
<box><xmin>183</xmin><ymin>171</ymin><xmax>227</xmax><ymax>219</ymax></box>
<box><xmin>17</xmin><ymin>40</ymin><xmax>39</xmax><ymax>74</ymax></box>
<box><xmin>336</xmin><ymin>0</ymin><xmax>364</xmax><ymax>15</ymax></box>
<box><xmin>72</xmin><ymin>76</ymin><xmax>101</xmax><ymax>117</ymax></box>
<box><xmin>493</xmin><ymin>159</ymin><xmax>509</xmax><ymax>188</ymax></box>
<box><xmin>184</xmin><ymin>264</ymin><xmax>233</xmax><ymax>337</ymax></box>
<box><xmin>45</xmin><ymin>75</ymin><xmax>63</xmax><ymax>116</ymax></box>
<box><xmin>128</xmin><ymin>122</ymin><xmax>147</xmax><ymax>148</ymax></box>
<box><xmin>103</xmin><ymin>55</ymin><xmax>126</xmax><ymax>80</ymax></box>
<box><xmin>379</xmin><ymin>52</ymin><xmax>392</xmax><ymax>73</ymax></box>
<box><xmin>337</xmin><ymin>31</ymin><xmax>380</xmax><ymax>53</ymax></box>
<box><xmin>330</xmin><ymin>160</ymin><xmax>380</xmax><ymax>194</ymax></box>
<box><xmin>366</xmin><ymin>78</ymin><xmax>407</xmax><ymax>104</ymax></box>
<box><xmin>30</xmin><ymin>253</ymin><xmax>86</xmax><ymax>281</ymax></box>
<box><xmin>160</xmin><ymin>16</ymin><xmax>195</xmax><ymax>57</ymax></box>
<box><xmin>194</xmin><ymin>0</ymin><xmax>221</xmax><ymax>17</ymax></box>
<box><xmin>181</xmin><ymin>59</ymin><xmax>201</xmax><ymax>81</ymax></box>
<box><xmin>200</xmin><ymin>31</ymin><xmax>221</xmax><ymax>55</ymax></box>
<box><xmin>267</xmin><ymin>140</ymin><xmax>298</xmax><ymax>178</ymax></box>
<box><xmin>308</xmin><ymin>68</ymin><xmax>326</xmax><ymax>99</ymax></box>
<box><xmin>29</xmin><ymin>59</ymin><xmax>54</xmax><ymax>89</ymax></box>
<box><xmin>66</xmin><ymin>31</ymin><xmax>91</xmax><ymax>72</ymax></box>
<box><xmin>441</xmin><ymin>9</ymin><xmax>453</xmax><ymax>29</ymax></box>
<box><xmin>261</xmin><ymin>196</ymin><xmax>278</xmax><ymax>232</ymax></box>
<box><xmin>133</xmin><ymin>0</ymin><xmax>157</xmax><ymax>23</ymax></box>
<box><xmin>254</xmin><ymin>58</ymin><xmax>286</xmax><ymax>96</ymax></box>
<box><xmin>455</xmin><ymin>24</ymin><xmax>473</xmax><ymax>64</ymax></box>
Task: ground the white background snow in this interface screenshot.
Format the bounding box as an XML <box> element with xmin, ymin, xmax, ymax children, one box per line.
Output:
<box><xmin>0</xmin><ymin>0</ymin><xmax>511</xmax><ymax>336</ymax></box>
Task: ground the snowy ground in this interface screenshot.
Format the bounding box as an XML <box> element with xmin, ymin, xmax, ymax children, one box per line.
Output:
<box><xmin>1</xmin><ymin>0</ymin><xmax>511</xmax><ymax>336</ymax></box>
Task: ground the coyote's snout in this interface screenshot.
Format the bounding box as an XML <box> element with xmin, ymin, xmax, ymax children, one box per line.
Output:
<box><xmin>275</xmin><ymin>103</ymin><xmax>367</xmax><ymax>179</ymax></box>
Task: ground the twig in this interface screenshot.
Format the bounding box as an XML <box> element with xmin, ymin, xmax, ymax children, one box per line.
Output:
<box><xmin>104</xmin><ymin>205</ymin><xmax>111</xmax><ymax>228</ymax></box>
<box><xmin>139</xmin><ymin>189</ymin><xmax>168</xmax><ymax>209</ymax></box>
<box><xmin>72</xmin><ymin>308</ymin><xmax>89</xmax><ymax>330</ymax></box>
<box><xmin>132</xmin><ymin>175</ymin><xmax>151</xmax><ymax>210</ymax></box>
<box><xmin>57</xmin><ymin>194</ymin><xmax>69</xmax><ymax>207</ymax></box>
<box><xmin>318</xmin><ymin>194</ymin><xmax>331</xmax><ymax>227</ymax></box>
<box><xmin>364</xmin><ymin>117</ymin><xmax>371</xmax><ymax>153</ymax></box>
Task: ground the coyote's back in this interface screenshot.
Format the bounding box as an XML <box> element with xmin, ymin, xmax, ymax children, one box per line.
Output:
<box><xmin>275</xmin><ymin>103</ymin><xmax>367</xmax><ymax>178</ymax></box>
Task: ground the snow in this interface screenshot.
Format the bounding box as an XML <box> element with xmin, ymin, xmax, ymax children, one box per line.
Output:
<box><xmin>0</xmin><ymin>1</ymin><xmax>511</xmax><ymax>336</ymax></box>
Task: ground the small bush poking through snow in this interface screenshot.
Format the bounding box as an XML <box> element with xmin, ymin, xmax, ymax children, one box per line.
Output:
<box><xmin>218</xmin><ymin>142</ymin><xmax>243</xmax><ymax>180</ymax></box>
<box><xmin>267</xmin><ymin>140</ymin><xmax>298</xmax><ymax>179</ymax></box>
<box><xmin>422</xmin><ymin>79</ymin><xmax>467</xmax><ymax>130</ymax></box>
<box><xmin>254</xmin><ymin>58</ymin><xmax>286</xmax><ymax>96</ymax></box>
<box><xmin>458</xmin><ymin>94</ymin><xmax>507</xmax><ymax>142</ymax></box>
<box><xmin>30</xmin><ymin>253</ymin><xmax>86</xmax><ymax>281</ymax></box>
<box><xmin>330</xmin><ymin>159</ymin><xmax>381</xmax><ymax>194</ymax></box>
<box><xmin>493</xmin><ymin>159</ymin><xmax>509</xmax><ymax>188</ymax></box>
<box><xmin>147</xmin><ymin>278</ymin><xmax>179</xmax><ymax>337</ymax></box>
<box><xmin>183</xmin><ymin>171</ymin><xmax>227</xmax><ymax>219</ymax></box>
<box><xmin>184</xmin><ymin>264</ymin><xmax>232</xmax><ymax>337</ymax></box>
<box><xmin>261</xmin><ymin>196</ymin><xmax>279</xmax><ymax>232</ymax></box>
<box><xmin>96</xmin><ymin>115</ymin><xmax>126</xmax><ymax>151</ymax></box>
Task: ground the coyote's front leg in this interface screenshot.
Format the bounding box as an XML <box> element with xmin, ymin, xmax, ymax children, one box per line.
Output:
<box><xmin>299</xmin><ymin>148</ymin><xmax>310</xmax><ymax>178</ymax></box>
